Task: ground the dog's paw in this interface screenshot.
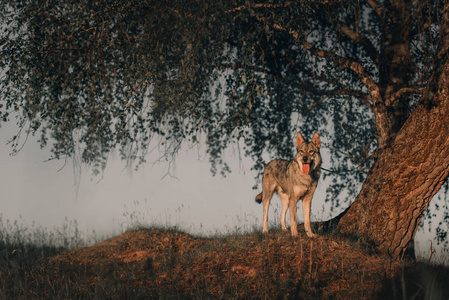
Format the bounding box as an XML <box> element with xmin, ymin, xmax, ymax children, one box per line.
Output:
<box><xmin>306</xmin><ymin>232</ymin><xmax>316</xmax><ymax>238</ymax></box>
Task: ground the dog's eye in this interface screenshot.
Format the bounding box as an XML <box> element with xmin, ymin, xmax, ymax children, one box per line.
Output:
<box><xmin>309</xmin><ymin>150</ymin><xmax>314</xmax><ymax>155</ymax></box>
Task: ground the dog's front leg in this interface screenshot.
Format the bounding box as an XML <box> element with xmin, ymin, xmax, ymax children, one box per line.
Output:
<box><xmin>302</xmin><ymin>195</ymin><xmax>316</xmax><ymax>238</ymax></box>
<box><xmin>289</xmin><ymin>198</ymin><xmax>299</xmax><ymax>236</ymax></box>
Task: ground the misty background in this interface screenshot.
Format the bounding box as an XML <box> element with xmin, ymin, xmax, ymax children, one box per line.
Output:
<box><xmin>1</xmin><ymin>117</ymin><xmax>445</xmax><ymax>263</ymax></box>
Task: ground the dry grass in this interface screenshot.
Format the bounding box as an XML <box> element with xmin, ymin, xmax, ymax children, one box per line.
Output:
<box><xmin>2</xmin><ymin>225</ymin><xmax>449</xmax><ymax>299</ymax></box>
<box><xmin>49</xmin><ymin>228</ymin><xmax>399</xmax><ymax>299</ymax></box>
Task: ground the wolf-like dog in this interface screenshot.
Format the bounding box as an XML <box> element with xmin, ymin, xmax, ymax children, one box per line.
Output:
<box><xmin>255</xmin><ymin>132</ymin><xmax>321</xmax><ymax>237</ymax></box>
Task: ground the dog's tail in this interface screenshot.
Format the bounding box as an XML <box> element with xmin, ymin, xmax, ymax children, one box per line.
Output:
<box><xmin>255</xmin><ymin>192</ymin><xmax>263</xmax><ymax>204</ymax></box>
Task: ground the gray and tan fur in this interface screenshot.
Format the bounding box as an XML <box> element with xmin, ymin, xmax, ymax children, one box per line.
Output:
<box><xmin>255</xmin><ymin>132</ymin><xmax>321</xmax><ymax>237</ymax></box>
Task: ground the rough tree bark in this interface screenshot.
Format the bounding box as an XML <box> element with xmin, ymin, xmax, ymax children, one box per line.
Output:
<box><xmin>337</xmin><ymin>0</ymin><xmax>449</xmax><ymax>259</ymax></box>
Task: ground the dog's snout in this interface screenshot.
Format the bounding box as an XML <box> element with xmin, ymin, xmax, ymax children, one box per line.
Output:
<box><xmin>303</xmin><ymin>156</ymin><xmax>309</xmax><ymax>163</ymax></box>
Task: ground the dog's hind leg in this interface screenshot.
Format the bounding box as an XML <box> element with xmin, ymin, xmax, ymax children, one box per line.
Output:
<box><xmin>262</xmin><ymin>189</ymin><xmax>274</xmax><ymax>234</ymax></box>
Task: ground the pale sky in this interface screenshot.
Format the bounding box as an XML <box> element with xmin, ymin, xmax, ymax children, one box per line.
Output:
<box><xmin>0</xmin><ymin>120</ymin><xmax>445</xmax><ymax>262</ymax></box>
<box><xmin>0</xmin><ymin>121</ymin><xmax>298</xmax><ymax>233</ymax></box>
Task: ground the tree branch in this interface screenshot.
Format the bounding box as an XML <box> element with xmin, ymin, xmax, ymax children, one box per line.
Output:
<box><xmin>218</xmin><ymin>63</ymin><xmax>267</xmax><ymax>74</ymax></box>
<box><xmin>272</xmin><ymin>23</ymin><xmax>383</xmax><ymax>107</ymax></box>
<box><xmin>282</xmin><ymin>54</ymin><xmax>374</xmax><ymax>110</ymax></box>
<box><xmin>328</xmin><ymin>147</ymin><xmax>369</xmax><ymax>174</ymax></box>
<box><xmin>386</xmin><ymin>87</ymin><xmax>424</xmax><ymax>106</ymax></box>
<box><xmin>335</xmin><ymin>21</ymin><xmax>379</xmax><ymax>65</ymax></box>
<box><xmin>366</xmin><ymin>0</ymin><xmax>385</xmax><ymax>19</ymax></box>
<box><xmin>226</xmin><ymin>2</ymin><xmax>293</xmax><ymax>15</ymax></box>
<box><xmin>302</xmin><ymin>87</ymin><xmax>373</xmax><ymax>112</ymax></box>
<box><xmin>410</xmin><ymin>0</ymin><xmax>433</xmax><ymax>27</ymax></box>
<box><xmin>303</xmin><ymin>97</ymin><xmax>327</xmax><ymax>113</ymax></box>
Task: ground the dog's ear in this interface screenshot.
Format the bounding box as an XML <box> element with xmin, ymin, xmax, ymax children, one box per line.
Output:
<box><xmin>311</xmin><ymin>132</ymin><xmax>321</xmax><ymax>149</ymax></box>
<box><xmin>295</xmin><ymin>132</ymin><xmax>305</xmax><ymax>148</ymax></box>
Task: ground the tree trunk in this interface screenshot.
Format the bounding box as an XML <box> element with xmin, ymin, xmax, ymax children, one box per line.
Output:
<box><xmin>337</xmin><ymin>1</ymin><xmax>449</xmax><ymax>259</ymax></box>
<box><xmin>375</xmin><ymin>0</ymin><xmax>412</xmax><ymax>149</ymax></box>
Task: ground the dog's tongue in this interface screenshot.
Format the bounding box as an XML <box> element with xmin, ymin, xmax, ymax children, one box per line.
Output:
<box><xmin>302</xmin><ymin>164</ymin><xmax>310</xmax><ymax>174</ymax></box>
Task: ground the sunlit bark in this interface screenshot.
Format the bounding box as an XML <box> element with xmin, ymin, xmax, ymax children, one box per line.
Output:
<box><xmin>337</xmin><ymin>0</ymin><xmax>449</xmax><ymax>258</ymax></box>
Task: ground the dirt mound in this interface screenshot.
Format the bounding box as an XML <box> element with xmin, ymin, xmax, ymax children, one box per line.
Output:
<box><xmin>49</xmin><ymin>228</ymin><xmax>404</xmax><ymax>299</ymax></box>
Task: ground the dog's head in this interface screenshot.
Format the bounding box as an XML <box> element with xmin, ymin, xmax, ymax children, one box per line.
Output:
<box><xmin>294</xmin><ymin>132</ymin><xmax>322</xmax><ymax>175</ymax></box>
